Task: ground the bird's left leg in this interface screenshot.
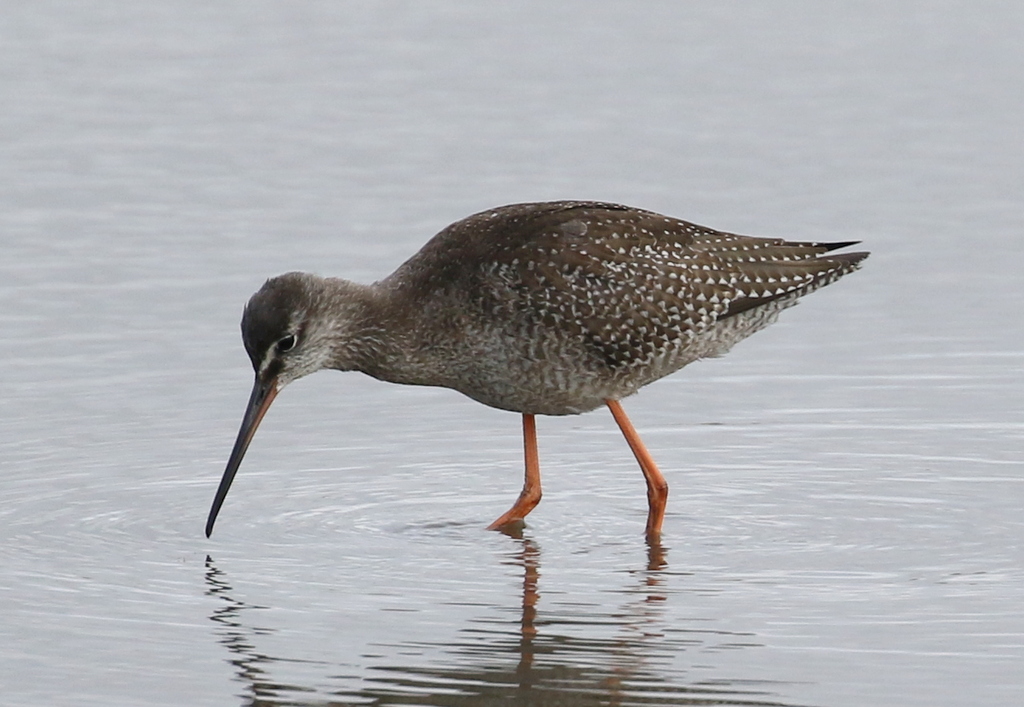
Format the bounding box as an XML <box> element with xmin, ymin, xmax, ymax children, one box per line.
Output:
<box><xmin>487</xmin><ymin>413</ymin><xmax>543</xmax><ymax>530</ymax></box>
<box><xmin>606</xmin><ymin>399</ymin><xmax>668</xmax><ymax>539</ymax></box>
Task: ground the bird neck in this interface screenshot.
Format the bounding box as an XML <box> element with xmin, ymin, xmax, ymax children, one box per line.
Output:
<box><xmin>317</xmin><ymin>276</ymin><xmax>451</xmax><ymax>387</ymax></box>
<box><xmin>312</xmin><ymin>277</ymin><xmax>408</xmax><ymax>379</ymax></box>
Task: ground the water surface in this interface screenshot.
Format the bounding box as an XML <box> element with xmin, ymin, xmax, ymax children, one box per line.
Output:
<box><xmin>2</xmin><ymin>2</ymin><xmax>1022</xmax><ymax>706</ymax></box>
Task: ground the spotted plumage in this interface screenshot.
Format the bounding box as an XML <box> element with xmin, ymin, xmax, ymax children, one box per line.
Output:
<box><xmin>205</xmin><ymin>200</ymin><xmax>868</xmax><ymax>539</ymax></box>
<box><xmin>370</xmin><ymin>201</ymin><xmax>867</xmax><ymax>415</ymax></box>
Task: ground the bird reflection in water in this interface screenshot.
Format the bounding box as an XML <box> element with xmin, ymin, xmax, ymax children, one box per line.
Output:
<box><xmin>204</xmin><ymin>537</ymin><xmax>798</xmax><ymax>706</ymax></box>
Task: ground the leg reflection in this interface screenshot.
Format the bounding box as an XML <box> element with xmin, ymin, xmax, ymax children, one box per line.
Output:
<box><xmin>503</xmin><ymin>533</ymin><xmax>672</xmax><ymax>702</ymax></box>
<box><xmin>515</xmin><ymin>536</ymin><xmax>540</xmax><ymax>682</ymax></box>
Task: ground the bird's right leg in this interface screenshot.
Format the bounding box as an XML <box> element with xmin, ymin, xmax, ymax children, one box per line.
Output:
<box><xmin>487</xmin><ymin>413</ymin><xmax>542</xmax><ymax>530</ymax></box>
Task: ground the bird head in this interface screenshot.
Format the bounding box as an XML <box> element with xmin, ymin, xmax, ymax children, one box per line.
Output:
<box><xmin>205</xmin><ymin>272</ymin><xmax>344</xmax><ymax>537</ymax></box>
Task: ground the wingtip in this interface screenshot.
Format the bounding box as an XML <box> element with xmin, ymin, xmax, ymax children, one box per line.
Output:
<box><xmin>819</xmin><ymin>240</ymin><xmax>862</xmax><ymax>252</ymax></box>
<box><xmin>834</xmin><ymin>250</ymin><xmax>870</xmax><ymax>270</ymax></box>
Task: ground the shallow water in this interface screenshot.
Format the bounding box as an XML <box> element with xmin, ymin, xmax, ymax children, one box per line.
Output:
<box><xmin>2</xmin><ymin>2</ymin><xmax>1022</xmax><ymax>706</ymax></box>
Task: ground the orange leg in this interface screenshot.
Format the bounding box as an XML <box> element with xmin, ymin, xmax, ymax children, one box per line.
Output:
<box><xmin>606</xmin><ymin>399</ymin><xmax>668</xmax><ymax>539</ymax></box>
<box><xmin>488</xmin><ymin>413</ymin><xmax>543</xmax><ymax>530</ymax></box>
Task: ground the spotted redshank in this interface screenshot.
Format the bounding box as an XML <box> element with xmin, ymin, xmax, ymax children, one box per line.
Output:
<box><xmin>205</xmin><ymin>201</ymin><xmax>867</xmax><ymax>539</ymax></box>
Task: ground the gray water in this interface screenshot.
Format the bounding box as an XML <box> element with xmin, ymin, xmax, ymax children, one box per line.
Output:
<box><xmin>2</xmin><ymin>2</ymin><xmax>1022</xmax><ymax>706</ymax></box>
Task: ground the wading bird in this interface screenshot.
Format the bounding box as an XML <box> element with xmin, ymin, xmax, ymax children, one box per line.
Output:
<box><xmin>205</xmin><ymin>201</ymin><xmax>867</xmax><ymax>540</ymax></box>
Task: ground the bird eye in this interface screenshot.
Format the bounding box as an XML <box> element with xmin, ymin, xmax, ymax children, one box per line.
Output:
<box><xmin>277</xmin><ymin>334</ymin><xmax>297</xmax><ymax>352</ymax></box>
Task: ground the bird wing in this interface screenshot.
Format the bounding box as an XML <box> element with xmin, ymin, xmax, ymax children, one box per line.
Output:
<box><xmin>387</xmin><ymin>201</ymin><xmax>867</xmax><ymax>371</ymax></box>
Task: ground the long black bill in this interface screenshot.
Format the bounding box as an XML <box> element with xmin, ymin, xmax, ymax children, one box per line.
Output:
<box><xmin>205</xmin><ymin>375</ymin><xmax>279</xmax><ymax>537</ymax></box>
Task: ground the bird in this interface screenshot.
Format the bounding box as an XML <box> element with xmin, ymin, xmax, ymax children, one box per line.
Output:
<box><xmin>205</xmin><ymin>200</ymin><xmax>867</xmax><ymax>540</ymax></box>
